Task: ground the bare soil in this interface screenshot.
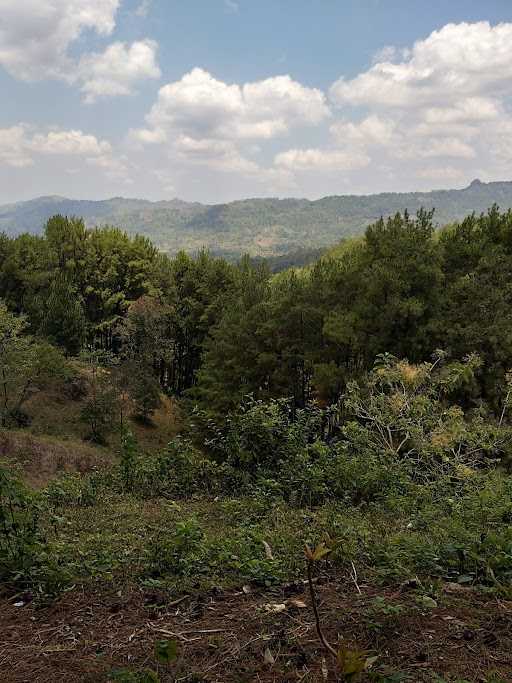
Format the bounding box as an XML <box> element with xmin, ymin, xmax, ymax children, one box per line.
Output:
<box><xmin>1</xmin><ymin>578</ymin><xmax>511</xmax><ymax>682</ymax></box>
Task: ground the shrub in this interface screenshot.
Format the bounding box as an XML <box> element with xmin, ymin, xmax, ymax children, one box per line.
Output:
<box><xmin>44</xmin><ymin>472</ymin><xmax>100</xmax><ymax>508</ymax></box>
<box><xmin>0</xmin><ymin>463</ymin><xmax>41</xmax><ymax>584</ymax></box>
<box><xmin>118</xmin><ymin>436</ymin><xmax>247</xmax><ymax>500</ymax></box>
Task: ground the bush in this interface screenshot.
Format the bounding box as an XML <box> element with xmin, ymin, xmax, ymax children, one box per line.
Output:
<box><xmin>145</xmin><ymin>515</ymin><xmax>285</xmax><ymax>586</ymax></box>
<box><xmin>197</xmin><ymin>396</ymin><xmax>325</xmax><ymax>472</ymax></box>
<box><xmin>44</xmin><ymin>472</ymin><xmax>100</xmax><ymax>508</ymax></box>
<box><xmin>116</xmin><ymin>436</ymin><xmax>247</xmax><ymax>500</ymax></box>
<box><xmin>0</xmin><ymin>463</ymin><xmax>42</xmax><ymax>586</ymax></box>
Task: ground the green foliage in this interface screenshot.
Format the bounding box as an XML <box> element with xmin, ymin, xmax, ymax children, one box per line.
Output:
<box><xmin>44</xmin><ymin>472</ymin><xmax>99</xmax><ymax>508</ymax></box>
<box><xmin>198</xmin><ymin>396</ymin><xmax>324</xmax><ymax>472</ymax></box>
<box><xmin>117</xmin><ymin>435</ymin><xmax>245</xmax><ymax>500</ymax></box>
<box><xmin>4</xmin><ymin>181</ymin><xmax>512</xmax><ymax>256</ymax></box>
<box><xmin>0</xmin><ymin>301</ymin><xmax>68</xmax><ymax>426</ymax></box>
<box><xmin>120</xmin><ymin>429</ymin><xmax>138</xmax><ymax>492</ymax></box>
<box><xmin>0</xmin><ymin>462</ymin><xmax>41</xmax><ymax>584</ymax></box>
<box><xmin>146</xmin><ymin>516</ymin><xmax>205</xmax><ymax>577</ymax></box>
<box><xmin>127</xmin><ymin>366</ymin><xmax>162</xmax><ymax>423</ymax></box>
<box><xmin>145</xmin><ymin>514</ymin><xmax>284</xmax><ymax>586</ymax></box>
<box><xmin>154</xmin><ymin>639</ymin><xmax>178</xmax><ymax>664</ymax></box>
<box><xmin>39</xmin><ymin>273</ymin><xmax>86</xmax><ymax>354</ymax></box>
<box><xmin>80</xmin><ymin>351</ymin><xmax>121</xmax><ymax>444</ymax></box>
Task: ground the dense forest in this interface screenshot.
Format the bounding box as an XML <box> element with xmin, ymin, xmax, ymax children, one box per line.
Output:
<box><xmin>2</xmin><ymin>206</ymin><xmax>512</xmax><ymax>414</ymax></box>
<box><xmin>4</xmin><ymin>179</ymin><xmax>512</xmax><ymax>257</ymax></box>
<box><xmin>1</xmin><ymin>207</ymin><xmax>512</xmax><ymax>681</ymax></box>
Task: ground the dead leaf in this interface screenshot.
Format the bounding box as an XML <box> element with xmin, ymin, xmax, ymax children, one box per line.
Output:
<box><xmin>288</xmin><ymin>598</ymin><xmax>307</xmax><ymax>609</ymax></box>
<box><xmin>262</xmin><ymin>540</ymin><xmax>274</xmax><ymax>560</ymax></box>
<box><xmin>263</xmin><ymin>647</ymin><xmax>275</xmax><ymax>666</ymax></box>
<box><xmin>263</xmin><ymin>603</ymin><xmax>287</xmax><ymax>613</ymax></box>
<box><xmin>242</xmin><ymin>585</ymin><xmax>251</xmax><ymax>594</ymax></box>
<box><xmin>321</xmin><ymin>656</ymin><xmax>328</xmax><ymax>680</ymax></box>
<box><xmin>443</xmin><ymin>582</ymin><xmax>472</xmax><ymax>593</ymax></box>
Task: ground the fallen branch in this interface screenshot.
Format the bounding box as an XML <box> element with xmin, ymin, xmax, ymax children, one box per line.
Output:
<box><xmin>306</xmin><ymin>557</ymin><xmax>337</xmax><ymax>659</ymax></box>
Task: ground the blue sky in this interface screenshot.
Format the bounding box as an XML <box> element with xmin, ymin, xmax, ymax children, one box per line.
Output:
<box><xmin>1</xmin><ymin>0</ymin><xmax>512</xmax><ymax>203</ymax></box>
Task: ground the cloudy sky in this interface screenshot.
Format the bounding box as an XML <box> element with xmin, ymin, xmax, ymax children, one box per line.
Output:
<box><xmin>1</xmin><ymin>0</ymin><xmax>512</xmax><ymax>204</ymax></box>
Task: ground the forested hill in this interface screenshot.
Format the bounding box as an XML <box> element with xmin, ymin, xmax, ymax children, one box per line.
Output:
<box><xmin>2</xmin><ymin>178</ymin><xmax>512</xmax><ymax>257</ymax></box>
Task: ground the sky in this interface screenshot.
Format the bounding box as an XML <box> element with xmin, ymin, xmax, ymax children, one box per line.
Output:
<box><xmin>1</xmin><ymin>0</ymin><xmax>512</xmax><ymax>204</ymax></box>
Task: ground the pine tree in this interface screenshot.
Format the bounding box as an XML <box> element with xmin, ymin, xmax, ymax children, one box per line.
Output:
<box><xmin>40</xmin><ymin>274</ymin><xmax>86</xmax><ymax>355</ymax></box>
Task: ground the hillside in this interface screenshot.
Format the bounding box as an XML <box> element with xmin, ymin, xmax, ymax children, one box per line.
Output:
<box><xmin>2</xmin><ymin>179</ymin><xmax>512</xmax><ymax>257</ymax></box>
<box><xmin>2</xmin><ymin>208</ymin><xmax>512</xmax><ymax>681</ymax></box>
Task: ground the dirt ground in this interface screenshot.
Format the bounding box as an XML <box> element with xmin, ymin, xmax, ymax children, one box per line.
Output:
<box><xmin>1</xmin><ymin>577</ymin><xmax>511</xmax><ymax>682</ymax></box>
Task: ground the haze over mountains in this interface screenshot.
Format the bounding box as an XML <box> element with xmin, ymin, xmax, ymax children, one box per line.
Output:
<box><xmin>2</xmin><ymin>179</ymin><xmax>512</xmax><ymax>258</ymax></box>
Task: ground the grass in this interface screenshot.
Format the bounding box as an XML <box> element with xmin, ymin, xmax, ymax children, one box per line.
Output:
<box><xmin>2</xmin><ymin>375</ymin><xmax>512</xmax><ymax>680</ymax></box>
<box><xmin>3</xmin><ymin>374</ymin><xmax>181</xmax><ymax>488</ymax></box>
<box><xmin>0</xmin><ymin>429</ymin><xmax>112</xmax><ymax>488</ymax></box>
<box><xmin>2</xmin><ymin>465</ymin><xmax>512</xmax><ymax>680</ymax></box>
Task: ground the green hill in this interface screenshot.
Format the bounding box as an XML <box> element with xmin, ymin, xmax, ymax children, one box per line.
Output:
<box><xmin>2</xmin><ymin>178</ymin><xmax>512</xmax><ymax>256</ymax></box>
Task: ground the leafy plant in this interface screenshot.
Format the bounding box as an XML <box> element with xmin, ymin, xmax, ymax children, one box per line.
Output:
<box><xmin>154</xmin><ymin>639</ymin><xmax>178</xmax><ymax>664</ymax></box>
<box><xmin>0</xmin><ymin>463</ymin><xmax>38</xmax><ymax>580</ymax></box>
<box><xmin>305</xmin><ymin>542</ymin><xmax>377</xmax><ymax>680</ymax></box>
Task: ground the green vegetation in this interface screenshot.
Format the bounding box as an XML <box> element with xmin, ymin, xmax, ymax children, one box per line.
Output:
<box><xmin>4</xmin><ymin>178</ymin><xmax>512</xmax><ymax>257</ymax></box>
<box><xmin>1</xmin><ymin>206</ymin><xmax>512</xmax><ymax>680</ymax></box>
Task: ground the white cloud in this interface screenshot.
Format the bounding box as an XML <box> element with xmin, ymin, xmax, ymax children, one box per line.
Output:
<box><xmin>136</xmin><ymin>68</ymin><xmax>329</xmax><ymax>146</ymax></box>
<box><xmin>0</xmin><ymin>0</ymin><xmax>119</xmax><ymax>81</ymax></box>
<box><xmin>416</xmin><ymin>166</ymin><xmax>466</xmax><ymax>182</ymax></box>
<box><xmin>131</xmin><ymin>68</ymin><xmax>330</xmax><ymax>178</ymax></box>
<box><xmin>331</xmin><ymin>22</ymin><xmax>512</xmax><ymax>109</ymax></box>
<box><xmin>5</xmin><ymin>17</ymin><xmax>512</xmax><ymax>201</ymax></box>
<box><xmin>0</xmin><ymin>126</ymin><xmax>129</xmax><ymax>181</ymax></box>
<box><xmin>0</xmin><ymin>1</ymin><xmax>160</xmax><ymax>102</ymax></box>
<box><xmin>371</xmin><ymin>45</ymin><xmax>399</xmax><ymax>64</ymax></box>
<box><xmin>175</xmin><ymin>136</ymin><xmax>259</xmax><ymax>173</ymax></box>
<box><xmin>275</xmin><ymin>148</ymin><xmax>369</xmax><ymax>172</ymax></box>
<box><xmin>135</xmin><ymin>0</ymin><xmax>152</xmax><ymax>17</ymax></box>
<box><xmin>331</xmin><ymin>115</ymin><xmax>396</xmax><ymax>146</ymax></box>
<box><xmin>29</xmin><ymin>130</ymin><xmax>112</xmax><ymax>156</ymax></box>
<box><xmin>86</xmin><ymin>154</ymin><xmax>132</xmax><ymax>182</ymax></box>
<box><xmin>126</xmin><ymin>23</ymin><xmax>512</xmax><ymax>197</ymax></box>
<box><xmin>396</xmin><ymin>138</ymin><xmax>476</xmax><ymax>161</ymax></box>
<box><xmin>78</xmin><ymin>40</ymin><xmax>161</xmax><ymax>102</ymax></box>
<box><xmin>272</xmin><ymin>22</ymin><xmax>512</xmax><ymax>190</ymax></box>
<box><xmin>0</xmin><ymin>126</ymin><xmax>34</xmax><ymax>168</ymax></box>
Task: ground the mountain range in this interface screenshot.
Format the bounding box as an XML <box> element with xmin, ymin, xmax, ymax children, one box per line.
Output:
<box><xmin>1</xmin><ymin>179</ymin><xmax>512</xmax><ymax>257</ymax></box>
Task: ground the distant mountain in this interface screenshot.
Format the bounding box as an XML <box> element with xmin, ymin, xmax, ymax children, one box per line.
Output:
<box><xmin>1</xmin><ymin>179</ymin><xmax>512</xmax><ymax>257</ymax></box>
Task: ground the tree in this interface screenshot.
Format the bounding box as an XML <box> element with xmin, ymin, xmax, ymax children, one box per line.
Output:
<box><xmin>194</xmin><ymin>258</ymin><xmax>271</xmax><ymax>413</ymax></box>
<box><xmin>118</xmin><ymin>296</ymin><xmax>167</xmax><ymax>423</ymax></box>
<box><xmin>125</xmin><ymin>364</ymin><xmax>162</xmax><ymax>424</ymax></box>
<box><xmin>80</xmin><ymin>351</ymin><xmax>120</xmax><ymax>444</ymax></box>
<box><xmin>0</xmin><ymin>301</ymin><xmax>67</xmax><ymax>426</ymax></box>
<box><xmin>40</xmin><ymin>274</ymin><xmax>86</xmax><ymax>355</ymax></box>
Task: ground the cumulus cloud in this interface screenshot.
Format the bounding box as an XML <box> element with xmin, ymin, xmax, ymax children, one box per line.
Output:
<box><xmin>275</xmin><ymin>148</ymin><xmax>369</xmax><ymax>172</ymax></box>
<box><xmin>281</xmin><ymin>21</ymin><xmax>512</xmax><ymax>191</ymax></box>
<box><xmin>330</xmin><ymin>22</ymin><xmax>512</xmax><ymax>109</ymax></box>
<box><xmin>174</xmin><ymin>136</ymin><xmax>259</xmax><ymax>173</ymax></box>
<box><xmin>0</xmin><ymin>0</ymin><xmax>119</xmax><ymax>81</ymax></box>
<box><xmin>0</xmin><ymin>126</ymin><xmax>35</xmax><ymax>168</ymax></box>
<box><xmin>131</xmin><ymin>68</ymin><xmax>330</xmax><ymax>180</ymax></box>
<box><xmin>0</xmin><ymin>125</ymin><xmax>130</xmax><ymax>182</ymax></box>
<box><xmin>29</xmin><ymin>130</ymin><xmax>112</xmax><ymax>156</ymax></box>
<box><xmin>330</xmin><ymin>115</ymin><xmax>396</xmax><ymax>147</ymax></box>
<box><xmin>0</xmin><ymin>0</ymin><xmax>160</xmax><ymax>101</ymax></box>
<box><xmin>135</xmin><ymin>68</ymin><xmax>330</xmax><ymax>145</ymax></box>
<box><xmin>78</xmin><ymin>40</ymin><xmax>161</xmax><ymax>102</ymax></box>
<box><xmin>130</xmin><ymin>68</ymin><xmax>330</xmax><ymax>182</ymax></box>
<box><xmin>4</xmin><ymin>16</ymin><xmax>512</xmax><ymax>201</ymax></box>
